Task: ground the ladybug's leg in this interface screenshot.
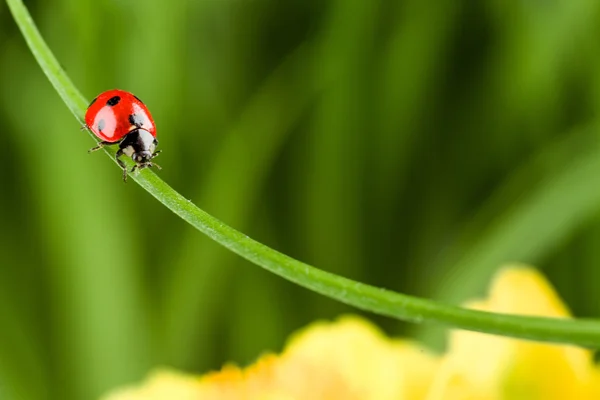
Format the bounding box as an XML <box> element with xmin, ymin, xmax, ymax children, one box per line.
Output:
<box><xmin>132</xmin><ymin>162</ymin><xmax>162</xmax><ymax>174</ymax></box>
<box><xmin>151</xmin><ymin>150</ymin><xmax>162</xmax><ymax>159</ymax></box>
<box><xmin>115</xmin><ymin>149</ymin><xmax>128</xmax><ymax>182</ymax></box>
<box><xmin>140</xmin><ymin>162</ymin><xmax>162</xmax><ymax>170</ymax></box>
<box><xmin>88</xmin><ymin>141</ymin><xmax>114</xmax><ymax>153</ymax></box>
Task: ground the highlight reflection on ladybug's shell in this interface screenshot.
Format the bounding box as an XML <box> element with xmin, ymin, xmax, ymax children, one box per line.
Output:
<box><xmin>85</xmin><ymin>89</ymin><xmax>156</xmax><ymax>143</ymax></box>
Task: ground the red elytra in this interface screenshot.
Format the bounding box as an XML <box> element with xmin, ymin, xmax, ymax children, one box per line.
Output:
<box><xmin>85</xmin><ymin>89</ymin><xmax>156</xmax><ymax>142</ymax></box>
<box><xmin>85</xmin><ymin>89</ymin><xmax>161</xmax><ymax>182</ymax></box>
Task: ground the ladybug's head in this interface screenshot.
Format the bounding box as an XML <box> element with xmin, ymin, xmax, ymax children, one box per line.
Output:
<box><xmin>120</xmin><ymin>129</ymin><xmax>158</xmax><ymax>163</ymax></box>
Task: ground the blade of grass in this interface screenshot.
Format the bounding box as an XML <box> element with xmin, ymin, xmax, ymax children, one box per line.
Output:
<box><xmin>430</xmin><ymin>127</ymin><xmax>600</xmax><ymax>303</ymax></box>
<box><xmin>373</xmin><ymin>1</ymin><xmax>460</xmax><ymax>232</ymax></box>
<box><xmin>8</xmin><ymin>0</ymin><xmax>600</xmax><ymax>348</ymax></box>
<box><xmin>164</xmin><ymin>43</ymin><xmax>314</xmax><ymax>366</ymax></box>
<box><xmin>0</xmin><ymin>287</ymin><xmax>48</xmax><ymax>400</ymax></box>
<box><xmin>301</xmin><ymin>0</ymin><xmax>379</xmax><ymax>286</ymax></box>
<box><xmin>414</xmin><ymin>126</ymin><xmax>600</xmax><ymax>345</ymax></box>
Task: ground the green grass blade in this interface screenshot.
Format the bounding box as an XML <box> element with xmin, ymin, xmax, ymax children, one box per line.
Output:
<box><xmin>163</xmin><ymin>43</ymin><xmax>315</xmax><ymax>365</ymax></box>
<box><xmin>433</xmin><ymin>128</ymin><xmax>600</xmax><ymax>302</ymax></box>
<box><xmin>7</xmin><ymin>0</ymin><xmax>600</xmax><ymax>348</ymax></box>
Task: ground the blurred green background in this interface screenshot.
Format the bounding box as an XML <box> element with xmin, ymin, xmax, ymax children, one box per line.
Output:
<box><xmin>2</xmin><ymin>0</ymin><xmax>600</xmax><ymax>398</ymax></box>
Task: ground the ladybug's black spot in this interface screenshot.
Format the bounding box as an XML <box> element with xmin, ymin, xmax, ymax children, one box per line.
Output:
<box><xmin>106</xmin><ymin>96</ymin><xmax>121</xmax><ymax>106</ymax></box>
<box><xmin>129</xmin><ymin>113</ymin><xmax>145</xmax><ymax>128</ymax></box>
<box><xmin>133</xmin><ymin>95</ymin><xmax>143</xmax><ymax>104</ymax></box>
<box><xmin>97</xmin><ymin>119</ymin><xmax>106</xmax><ymax>131</ymax></box>
<box><xmin>88</xmin><ymin>97</ymin><xmax>98</xmax><ymax>107</ymax></box>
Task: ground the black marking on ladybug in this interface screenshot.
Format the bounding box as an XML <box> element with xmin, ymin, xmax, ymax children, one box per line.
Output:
<box><xmin>106</xmin><ymin>96</ymin><xmax>121</xmax><ymax>106</ymax></box>
<box><xmin>88</xmin><ymin>97</ymin><xmax>98</xmax><ymax>107</ymax></box>
<box><xmin>133</xmin><ymin>95</ymin><xmax>143</xmax><ymax>103</ymax></box>
<box><xmin>97</xmin><ymin>119</ymin><xmax>106</xmax><ymax>131</ymax></box>
<box><xmin>128</xmin><ymin>113</ymin><xmax>145</xmax><ymax>128</ymax></box>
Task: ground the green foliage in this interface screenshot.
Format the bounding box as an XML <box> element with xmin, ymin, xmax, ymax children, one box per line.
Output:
<box><xmin>2</xmin><ymin>0</ymin><xmax>600</xmax><ymax>399</ymax></box>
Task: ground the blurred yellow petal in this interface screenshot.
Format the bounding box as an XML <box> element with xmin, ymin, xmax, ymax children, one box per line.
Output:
<box><xmin>194</xmin><ymin>316</ymin><xmax>438</xmax><ymax>400</ymax></box>
<box><xmin>426</xmin><ymin>264</ymin><xmax>600</xmax><ymax>400</ymax></box>
<box><xmin>101</xmin><ymin>316</ymin><xmax>438</xmax><ymax>400</ymax></box>
<box><xmin>102</xmin><ymin>369</ymin><xmax>202</xmax><ymax>400</ymax></box>
<box><xmin>276</xmin><ymin>316</ymin><xmax>438</xmax><ymax>400</ymax></box>
<box><xmin>484</xmin><ymin>264</ymin><xmax>570</xmax><ymax>317</ymax></box>
<box><xmin>101</xmin><ymin>265</ymin><xmax>600</xmax><ymax>400</ymax></box>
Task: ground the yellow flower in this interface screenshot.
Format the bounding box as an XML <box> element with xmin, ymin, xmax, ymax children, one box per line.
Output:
<box><xmin>101</xmin><ymin>266</ymin><xmax>600</xmax><ymax>400</ymax></box>
<box><xmin>427</xmin><ymin>266</ymin><xmax>600</xmax><ymax>400</ymax></box>
<box><xmin>107</xmin><ymin>318</ymin><xmax>438</xmax><ymax>400</ymax></box>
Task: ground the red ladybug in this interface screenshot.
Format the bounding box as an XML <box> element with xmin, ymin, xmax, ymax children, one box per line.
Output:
<box><xmin>85</xmin><ymin>89</ymin><xmax>161</xmax><ymax>181</ymax></box>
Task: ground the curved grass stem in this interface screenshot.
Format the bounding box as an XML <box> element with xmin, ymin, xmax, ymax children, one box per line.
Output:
<box><xmin>7</xmin><ymin>0</ymin><xmax>600</xmax><ymax>348</ymax></box>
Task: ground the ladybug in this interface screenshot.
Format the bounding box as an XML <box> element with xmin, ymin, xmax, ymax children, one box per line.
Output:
<box><xmin>85</xmin><ymin>89</ymin><xmax>161</xmax><ymax>181</ymax></box>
